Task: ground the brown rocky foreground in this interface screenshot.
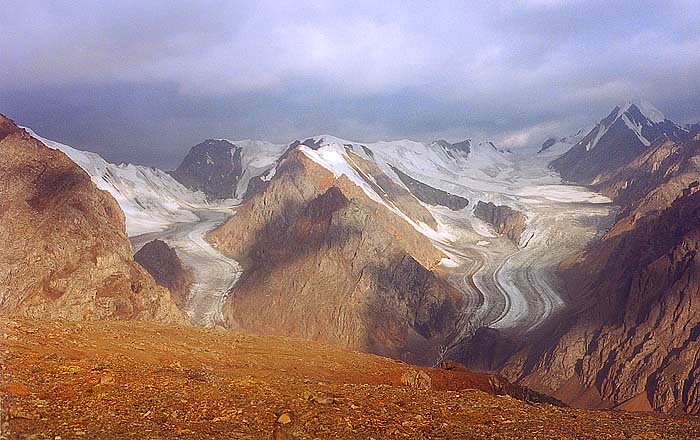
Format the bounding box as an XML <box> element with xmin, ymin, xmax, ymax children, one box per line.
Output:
<box><xmin>2</xmin><ymin>320</ymin><xmax>699</xmax><ymax>439</ymax></box>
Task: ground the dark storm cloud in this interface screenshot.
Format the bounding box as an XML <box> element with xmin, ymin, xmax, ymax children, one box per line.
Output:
<box><xmin>1</xmin><ymin>0</ymin><xmax>698</xmax><ymax>167</ymax></box>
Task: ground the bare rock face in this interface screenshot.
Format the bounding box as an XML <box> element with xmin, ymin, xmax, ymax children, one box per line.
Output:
<box><xmin>208</xmin><ymin>149</ymin><xmax>463</xmax><ymax>365</ymax></box>
<box><xmin>593</xmin><ymin>139</ymin><xmax>700</xmax><ymax>222</ymax></box>
<box><xmin>134</xmin><ymin>239</ymin><xmax>193</xmax><ymax>308</ymax></box>
<box><xmin>506</xmin><ymin>137</ymin><xmax>700</xmax><ymax>414</ymax></box>
<box><xmin>389</xmin><ymin>165</ymin><xmax>469</xmax><ymax>211</ymax></box>
<box><xmin>473</xmin><ymin>201</ymin><xmax>527</xmax><ymax>245</ymax></box>
<box><xmin>539</xmin><ymin>137</ymin><xmax>560</xmax><ymax>153</ymax></box>
<box><xmin>171</xmin><ymin>139</ymin><xmax>242</xmax><ymax>199</ymax></box>
<box><xmin>432</xmin><ymin>139</ymin><xmax>471</xmax><ymax>160</ymax></box>
<box><xmin>0</xmin><ymin>114</ymin><xmax>185</xmax><ymax>323</ymax></box>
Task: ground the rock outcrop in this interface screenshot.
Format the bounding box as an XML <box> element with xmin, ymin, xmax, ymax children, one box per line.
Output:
<box><xmin>432</xmin><ymin>139</ymin><xmax>472</xmax><ymax>160</ymax></box>
<box><xmin>134</xmin><ymin>239</ymin><xmax>193</xmax><ymax>308</ymax></box>
<box><xmin>389</xmin><ymin>165</ymin><xmax>469</xmax><ymax>211</ymax></box>
<box><xmin>0</xmin><ymin>114</ymin><xmax>185</xmax><ymax>322</ymax></box>
<box><xmin>505</xmin><ymin>136</ymin><xmax>700</xmax><ymax>414</ymax></box>
<box><xmin>208</xmin><ymin>149</ymin><xmax>463</xmax><ymax>364</ymax></box>
<box><xmin>539</xmin><ymin>137</ymin><xmax>560</xmax><ymax>153</ymax></box>
<box><xmin>170</xmin><ymin>139</ymin><xmax>242</xmax><ymax>199</ymax></box>
<box><xmin>473</xmin><ymin>201</ymin><xmax>527</xmax><ymax>245</ymax></box>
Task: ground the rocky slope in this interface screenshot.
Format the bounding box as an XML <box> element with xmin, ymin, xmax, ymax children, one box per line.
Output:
<box><xmin>0</xmin><ymin>114</ymin><xmax>184</xmax><ymax>322</ymax></box>
<box><xmin>208</xmin><ymin>148</ymin><xmax>463</xmax><ymax>364</ymax></box>
<box><xmin>134</xmin><ymin>239</ymin><xmax>193</xmax><ymax>308</ymax></box>
<box><xmin>389</xmin><ymin>165</ymin><xmax>469</xmax><ymax>210</ymax></box>
<box><xmin>171</xmin><ymin>139</ymin><xmax>244</xmax><ymax>199</ymax></box>
<box><xmin>171</xmin><ymin>138</ymin><xmax>286</xmax><ymax>200</ymax></box>
<box><xmin>4</xmin><ymin>319</ymin><xmax>700</xmax><ymax>439</ymax></box>
<box><xmin>473</xmin><ymin>201</ymin><xmax>527</xmax><ymax>245</ymax></box>
<box><xmin>551</xmin><ymin>101</ymin><xmax>690</xmax><ymax>184</ymax></box>
<box><xmin>505</xmin><ymin>135</ymin><xmax>700</xmax><ymax>414</ymax></box>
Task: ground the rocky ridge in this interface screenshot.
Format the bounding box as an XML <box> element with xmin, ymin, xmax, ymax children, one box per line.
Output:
<box><xmin>389</xmin><ymin>165</ymin><xmax>470</xmax><ymax>211</ymax></box>
<box><xmin>505</xmin><ymin>135</ymin><xmax>700</xmax><ymax>414</ymax></box>
<box><xmin>208</xmin><ymin>148</ymin><xmax>463</xmax><ymax>364</ymax></box>
<box><xmin>0</xmin><ymin>114</ymin><xmax>185</xmax><ymax>322</ymax></box>
<box><xmin>473</xmin><ymin>201</ymin><xmax>528</xmax><ymax>245</ymax></box>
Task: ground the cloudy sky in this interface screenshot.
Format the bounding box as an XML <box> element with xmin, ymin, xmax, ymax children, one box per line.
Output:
<box><xmin>1</xmin><ymin>0</ymin><xmax>699</xmax><ymax>167</ymax></box>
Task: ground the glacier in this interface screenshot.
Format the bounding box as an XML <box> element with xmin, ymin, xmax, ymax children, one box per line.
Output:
<box><xmin>27</xmin><ymin>127</ymin><xmax>616</xmax><ymax>336</ymax></box>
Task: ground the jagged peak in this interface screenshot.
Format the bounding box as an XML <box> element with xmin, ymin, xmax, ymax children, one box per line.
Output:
<box><xmin>619</xmin><ymin>99</ymin><xmax>666</xmax><ymax>124</ymax></box>
<box><xmin>580</xmin><ymin>99</ymin><xmax>668</xmax><ymax>152</ymax></box>
<box><xmin>477</xmin><ymin>141</ymin><xmax>498</xmax><ymax>151</ymax></box>
<box><xmin>431</xmin><ymin>139</ymin><xmax>472</xmax><ymax>147</ymax></box>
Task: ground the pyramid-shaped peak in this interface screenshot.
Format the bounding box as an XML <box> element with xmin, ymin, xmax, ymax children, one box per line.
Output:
<box><xmin>619</xmin><ymin>99</ymin><xmax>665</xmax><ymax>124</ymax></box>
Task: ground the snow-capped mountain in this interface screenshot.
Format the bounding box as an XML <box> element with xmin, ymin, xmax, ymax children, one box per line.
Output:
<box><xmin>550</xmin><ymin>100</ymin><xmax>691</xmax><ymax>183</ymax></box>
<box><xmin>294</xmin><ymin>135</ymin><xmax>513</xmax><ymax>203</ymax></box>
<box><xmin>26</xmin><ymin>128</ymin><xmax>209</xmax><ymax>236</ymax></box>
<box><xmin>430</xmin><ymin>139</ymin><xmax>471</xmax><ymax>163</ymax></box>
<box><xmin>170</xmin><ymin>139</ymin><xmax>287</xmax><ymax>200</ymax></box>
<box><xmin>302</xmin><ymin>135</ymin><xmax>512</xmax><ymax>189</ymax></box>
<box><xmin>579</xmin><ymin>100</ymin><xmax>675</xmax><ymax>151</ymax></box>
<box><xmin>537</xmin><ymin>127</ymin><xmax>590</xmax><ymax>156</ymax></box>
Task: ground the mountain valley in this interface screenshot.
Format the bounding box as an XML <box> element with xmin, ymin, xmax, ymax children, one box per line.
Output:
<box><xmin>2</xmin><ymin>99</ymin><xmax>700</xmax><ymax>437</ymax></box>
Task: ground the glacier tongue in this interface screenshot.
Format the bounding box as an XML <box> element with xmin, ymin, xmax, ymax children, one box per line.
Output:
<box><xmin>292</xmin><ymin>134</ymin><xmax>615</xmax><ymax>334</ymax></box>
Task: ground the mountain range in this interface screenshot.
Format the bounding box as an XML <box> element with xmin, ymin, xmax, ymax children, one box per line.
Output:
<box><xmin>2</xmin><ymin>99</ymin><xmax>700</xmax><ymax>436</ymax></box>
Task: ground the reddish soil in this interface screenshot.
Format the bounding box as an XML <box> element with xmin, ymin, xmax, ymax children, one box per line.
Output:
<box><xmin>2</xmin><ymin>320</ymin><xmax>699</xmax><ymax>439</ymax></box>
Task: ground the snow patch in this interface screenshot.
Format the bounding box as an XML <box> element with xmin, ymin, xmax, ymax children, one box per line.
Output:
<box><xmin>621</xmin><ymin>114</ymin><xmax>651</xmax><ymax>146</ymax></box>
<box><xmin>439</xmin><ymin>257</ymin><xmax>460</xmax><ymax>268</ymax></box>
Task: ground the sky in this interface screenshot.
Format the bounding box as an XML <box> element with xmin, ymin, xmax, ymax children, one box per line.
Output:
<box><xmin>1</xmin><ymin>0</ymin><xmax>699</xmax><ymax>168</ymax></box>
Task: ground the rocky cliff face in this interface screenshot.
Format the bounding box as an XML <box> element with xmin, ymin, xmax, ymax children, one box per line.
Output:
<box><xmin>505</xmin><ymin>136</ymin><xmax>700</xmax><ymax>414</ymax></box>
<box><xmin>134</xmin><ymin>239</ymin><xmax>193</xmax><ymax>308</ymax></box>
<box><xmin>473</xmin><ymin>201</ymin><xmax>527</xmax><ymax>245</ymax></box>
<box><xmin>171</xmin><ymin>139</ymin><xmax>243</xmax><ymax>199</ymax></box>
<box><xmin>593</xmin><ymin>137</ymin><xmax>700</xmax><ymax>220</ymax></box>
<box><xmin>208</xmin><ymin>149</ymin><xmax>463</xmax><ymax>364</ymax></box>
<box><xmin>0</xmin><ymin>114</ymin><xmax>185</xmax><ymax>322</ymax></box>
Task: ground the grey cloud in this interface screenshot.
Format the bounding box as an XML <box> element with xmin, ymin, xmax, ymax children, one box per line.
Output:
<box><xmin>0</xmin><ymin>0</ymin><xmax>698</xmax><ymax>166</ymax></box>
